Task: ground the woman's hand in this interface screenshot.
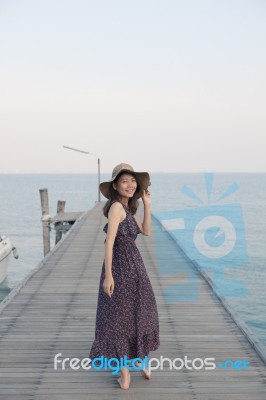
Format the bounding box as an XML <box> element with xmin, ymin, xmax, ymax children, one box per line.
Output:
<box><xmin>103</xmin><ymin>274</ymin><xmax>115</xmax><ymax>298</ymax></box>
<box><xmin>141</xmin><ymin>189</ymin><xmax>151</xmax><ymax>207</ymax></box>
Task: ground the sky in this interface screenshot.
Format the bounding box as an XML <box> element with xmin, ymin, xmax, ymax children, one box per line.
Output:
<box><xmin>0</xmin><ymin>0</ymin><xmax>265</xmax><ymax>173</ymax></box>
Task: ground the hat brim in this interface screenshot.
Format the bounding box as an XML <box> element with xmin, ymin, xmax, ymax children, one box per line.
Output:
<box><xmin>99</xmin><ymin>170</ymin><xmax>150</xmax><ymax>199</ymax></box>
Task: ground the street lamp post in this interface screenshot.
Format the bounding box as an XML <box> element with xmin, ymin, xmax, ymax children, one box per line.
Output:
<box><xmin>63</xmin><ymin>145</ymin><xmax>101</xmax><ymax>202</ymax></box>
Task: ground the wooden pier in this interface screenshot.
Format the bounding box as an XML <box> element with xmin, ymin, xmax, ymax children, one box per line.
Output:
<box><xmin>0</xmin><ymin>202</ymin><xmax>266</xmax><ymax>399</ymax></box>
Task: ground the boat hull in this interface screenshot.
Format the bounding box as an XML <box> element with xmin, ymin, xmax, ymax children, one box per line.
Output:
<box><xmin>0</xmin><ymin>236</ymin><xmax>13</xmax><ymax>284</ymax></box>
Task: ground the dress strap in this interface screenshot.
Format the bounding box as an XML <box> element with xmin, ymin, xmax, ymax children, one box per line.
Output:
<box><xmin>121</xmin><ymin>203</ymin><xmax>129</xmax><ymax>212</ymax></box>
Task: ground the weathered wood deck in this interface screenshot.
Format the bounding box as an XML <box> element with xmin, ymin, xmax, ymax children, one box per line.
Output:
<box><xmin>51</xmin><ymin>211</ymin><xmax>86</xmax><ymax>223</ymax></box>
<box><xmin>0</xmin><ymin>202</ymin><xmax>265</xmax><ymax>399</ymax></box>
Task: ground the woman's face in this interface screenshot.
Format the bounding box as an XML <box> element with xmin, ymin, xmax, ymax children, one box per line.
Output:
<box><xmin>113</xmin><ymin>173</ymin><xmax>138</xmax><ymax>199</ymax></box>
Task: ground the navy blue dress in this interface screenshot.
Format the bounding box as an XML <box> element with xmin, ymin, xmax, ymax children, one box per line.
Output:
<box><xmin>89</xmin><ymin>203</ymin><xmax>160</xmax><ymax>362</ymax></box>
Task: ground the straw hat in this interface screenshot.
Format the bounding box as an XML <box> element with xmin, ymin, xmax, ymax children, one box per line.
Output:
<box><xmin>99</xmin><ymin>163</ymin><xmax>150</xmax><ymax>199</ymax></box>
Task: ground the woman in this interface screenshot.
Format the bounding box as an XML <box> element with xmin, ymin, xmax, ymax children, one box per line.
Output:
<box><xmin>89</xmin><ymin>163</ymin><xmax>160</xmax><ymax>390</ymax></box>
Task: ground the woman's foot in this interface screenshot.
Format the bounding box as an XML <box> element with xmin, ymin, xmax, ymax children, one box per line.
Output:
<box><xmin>135</xmin><ymin>361</ymin><xmax>151</xmax><ymax>380</ymax></box>
<box><xmin>117</xmin><ymin>367</ymin><xmax>131</xmax><ymax>389</ymax></box>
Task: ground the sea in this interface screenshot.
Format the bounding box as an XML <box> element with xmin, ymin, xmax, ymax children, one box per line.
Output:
<box><xmin>0</xmin><ymin>173</ymin><xmax>265</xmax><ymax>355</ymax></box>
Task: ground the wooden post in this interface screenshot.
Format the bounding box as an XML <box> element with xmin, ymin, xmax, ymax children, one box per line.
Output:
<box><xmin>39</xmin><ymin>189</ymin><xmax>51</xmax><ymax>256</ymax></box>
<box><xmin>55</xmin><ymin>200</ymin><xmax>66</xmax><ymax>245</ymax></box>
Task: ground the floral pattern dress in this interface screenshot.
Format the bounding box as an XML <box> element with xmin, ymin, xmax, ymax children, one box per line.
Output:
<box><xmin>89</xmin><ymin>203</ymin><xmax>160</xmax><ymax>362</ymax></box>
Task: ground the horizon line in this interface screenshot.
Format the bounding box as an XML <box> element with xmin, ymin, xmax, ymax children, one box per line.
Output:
<box><xmin>1</xmin><ymin>171</ymin><xmax>266</xmax><ymax>175</ymax></box>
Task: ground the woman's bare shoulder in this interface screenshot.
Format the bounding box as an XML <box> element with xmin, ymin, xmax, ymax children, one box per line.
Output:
<box><xmin>109</xmin><ymin>201</ymin><xmax>123</xmax><ymax>211</ymax></box>
<box><xmin>108</xmin><ymin>201</ymin><xmax>126</xmax><ymax>221</ymax></box>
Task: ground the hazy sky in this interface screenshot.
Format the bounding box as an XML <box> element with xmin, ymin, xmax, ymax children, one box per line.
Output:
<box><xmin>0</xmin><ymin>0</ymin><xmax>265</xmax><ymax>173</ymax></box>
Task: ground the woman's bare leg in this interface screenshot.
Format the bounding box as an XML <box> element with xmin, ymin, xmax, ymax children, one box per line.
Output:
<box><xmin>117</xmin><ymin>367</ymin><xmax>131</xmax><ymax>389</ymax></box>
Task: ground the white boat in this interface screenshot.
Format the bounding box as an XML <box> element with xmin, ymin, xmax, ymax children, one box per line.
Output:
<box><xmin>0</xmin><ymin>236</ymin><xmax>19</xmax><ymax>284</ymax></box>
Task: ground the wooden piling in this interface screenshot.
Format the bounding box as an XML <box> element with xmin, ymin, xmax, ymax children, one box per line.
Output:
<box><xmin>55</xmin><ymin>200</ymin><xmax>66</xmax><ymax>245</ymax></box>
<box><xmin>39</xmin><ymin>188</ymin><xmax>51</xmax><ymax>256</ymax></box>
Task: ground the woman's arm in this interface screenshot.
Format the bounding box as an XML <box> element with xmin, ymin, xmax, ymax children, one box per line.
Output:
<box><xmin>134</xmin><ymin>190</ymin><xmax>152</xmax><ymax>236</ymax></box>
<box><xmin>104</xmin><ymin>202</ymin><xmax>124</xmax><ymax>275</ymax></box>
<box><xmin>103</xmin><ymin>202</ymin><xmax>125</xmax><ymax>297</ymax></box>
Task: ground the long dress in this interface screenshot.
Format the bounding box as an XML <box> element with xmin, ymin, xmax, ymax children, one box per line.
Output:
<box><xmin>89</xmin><ymin>203</ymin><xmax>160</xmax><ymax>363</ymax></box>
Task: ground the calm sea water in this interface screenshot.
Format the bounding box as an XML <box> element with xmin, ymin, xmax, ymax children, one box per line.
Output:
<box><xmin>0</xmin><ymin>173</ymin><xmax>266</xmax><ymax>354</ymax></box>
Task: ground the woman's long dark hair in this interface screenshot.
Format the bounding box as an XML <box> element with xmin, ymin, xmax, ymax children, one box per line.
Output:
<box><xmin>102</xmin><ymin>171</ymin><xmax>141</xmax><ymax>218</ymax></box>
